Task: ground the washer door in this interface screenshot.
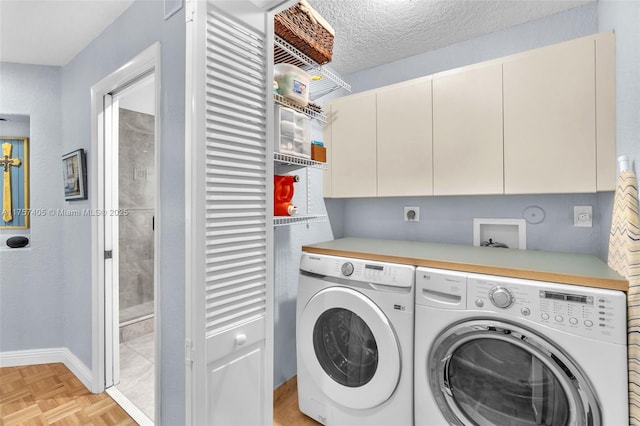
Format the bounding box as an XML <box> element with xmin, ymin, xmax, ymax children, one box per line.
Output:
<box><xmin>299</xmin><ymin>287</ymin><xmax>401</xmax><ymax>409</ymax></box>
<box><xmin>429</xmin><ymin>319</ymin><xmax>601</xmax><ymax>426</ymax></box>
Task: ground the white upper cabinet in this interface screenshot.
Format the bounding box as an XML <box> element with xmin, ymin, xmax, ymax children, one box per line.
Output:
<box><xmin>377</xmin><ymin>78</ymin><xmax>433</xmax><ymax>197</ymax></box>
<box><xmin>433</xmin><ymin>63</ymin><xmax>503</xmax><ymax>195</ymax></box>
<box><xmin>324</xmin><ymin>32</ymin><xmax>615</xmax><ymax>198</ymax></box>
<box><xmin>595</xmin><ymin>33</ymin><xmax>616</xmax><ymax>191</ymax></box>
<box><xmin>326</xmin><ymin>91</ymin><xmax>377</xmax><ymax>198</ymax></box>
<box><xmin>503</xmin><ymin>36</ymin><xmax>597</xmax><ymax>194</ymax></box>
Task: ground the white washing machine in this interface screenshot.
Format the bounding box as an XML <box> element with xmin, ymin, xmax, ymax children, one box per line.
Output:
<box><xmin>415</xmin><ymin>267</ymin><xmax>628</xmax><ymax>426</ymax></box>
<box><xmin>297</xmin><ymin>253</ymin><xmax>415</xmax><ymax>425</ymax></box>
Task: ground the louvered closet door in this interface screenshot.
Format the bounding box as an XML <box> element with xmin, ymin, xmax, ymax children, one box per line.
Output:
<box><xmin>187</xmin><ymin>1</ymin><xmax>274</xmax><ymax>424</ymax></box>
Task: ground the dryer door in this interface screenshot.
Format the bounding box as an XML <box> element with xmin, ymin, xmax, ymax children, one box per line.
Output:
<box><xmin>429</xmin><ymin>319</ymin><xmax>601</xmax><ymax>426</ymax></box>
<box><xmin>299</xmin><ymin>286</ymin><xmax>401</xmax><ymax>409</ymax></box>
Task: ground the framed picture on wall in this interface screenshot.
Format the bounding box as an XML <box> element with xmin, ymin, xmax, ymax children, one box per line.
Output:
<box><xmin>1</xmin><ymin>137</ymin><xmax>29</xmax><ymax>228</ymax></box>
<box><xmin>62</xmin><ymin>149</ymin><xmax>87</xmax><ymax>201</ymax></box>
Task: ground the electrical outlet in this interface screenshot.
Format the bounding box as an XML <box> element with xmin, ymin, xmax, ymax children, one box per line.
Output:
<box><xmin>573</xmin><ymin>206</ymin><xmax>592</xmax><ymax>227</ymax></box>
<box><xmin>404</xmin><ymin>206</ymin><xmax>420</xmax><ymax>222</ymax></box>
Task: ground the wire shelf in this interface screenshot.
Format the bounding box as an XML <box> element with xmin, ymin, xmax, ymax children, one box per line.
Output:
<box><xmin>274</xmin><ymin>214</ymin><xmax>328</xmax><ymax>227</ymax></box>
<box><xmin>274</xmin><ymin>94</ymin><xmax>327</xmax><ymax>122</ymax></box>
<box><xmin>274</xmin><ymin>152</ymin><xmax>327</xmax><ymax>170</ymax></box>
<box><xmin>274</xmin><ymin>35</ymin><xmax>351</xmax><ymax>97</ymax></box>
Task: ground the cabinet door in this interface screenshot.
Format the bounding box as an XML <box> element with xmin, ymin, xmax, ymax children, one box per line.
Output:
<box><xmin>327</xmin><ymin>92</ymin><xmax>377</xmax><ymax>198</ymax></box>
<box><xmin>503</xmin><ymin>38</ymin><xmax>596</xmax><ymax>194</ymax></box>
<box><xmin>595</xmin><ymin>32</ymin><xmax>616</xmax><ymax>191</ymax></box>
<box><xmin>433</xmin><ymin>63</ymin><xmax>503</xmax><ymax>195</ymax></box>
<box><xmin>377</xmin><ymin>78</ymin><xmax>433</xmax><ymax>196</ymax></box>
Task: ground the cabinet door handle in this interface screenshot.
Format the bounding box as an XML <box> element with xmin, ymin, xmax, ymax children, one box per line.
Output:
<box><xmin>235</xmin><ymin>333</ymin><xmax>247</xmax><ymax>346</ymax></box>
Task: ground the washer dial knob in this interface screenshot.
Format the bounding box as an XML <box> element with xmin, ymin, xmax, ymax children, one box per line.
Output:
<box><xmin>341</xmin><ymin>262</ymin><xmax>354</xmax><ymax>277</ymax></box>
<box><xmin>489</xmin><ymin>286</ymin><xmax>514</xmax><ymax>309</ymax></box>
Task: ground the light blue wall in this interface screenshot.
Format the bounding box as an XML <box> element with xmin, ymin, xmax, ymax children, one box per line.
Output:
<box><xmin>597</xmin><ymin>0</ymin><xmax>640</xmax><ymax>260</ymax></box>
<box><xmin>272</xmin><ymin>112</ymin><xmax>339</xmax><ymax>387</ymax></box>
<box><xmin>0</xmin><ymin>64</ymin><xmax>66</xmax><ymax>352</ymax></box>
<box><xmin>599</xmin><ymin>0</ymin><xmax>640</xmax><ymax>174</ymax></box>
<box><xmin>59</xmin><ymin>1</ymin><xmax>185</xmax><ymax>423</ymax></box>
<box><xmin>340</xmin><ymin>194</ymin><xmax>606</xmax><ymax>255</ymax></box>
<box><xmin>274</xmin><ymin>166</ymin><xmax>335</xmax><ymax>386</ymax></box>
<box><xmin>325</xmin><ymin>3</ymin><xmax>639</xmax><ymax>262</ymax></box>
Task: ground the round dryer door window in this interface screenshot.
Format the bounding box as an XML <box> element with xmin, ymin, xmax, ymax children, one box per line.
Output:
<box><xmin>299</xmin><ymin>287</ymin><xmax>401</xmax><ymax>410</ymax></box>
<box><xmin>429</xmin><ymin>320</ymin><xmax>601</xmax><ymax>426</ymax></box>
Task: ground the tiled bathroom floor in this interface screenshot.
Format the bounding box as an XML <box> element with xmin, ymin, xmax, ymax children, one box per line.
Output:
<box><xmin>120</xmin><ymin>301</ymin><xmax>154</xmax><ymax>324</ymax></box>
<box><xmin>117</xmin><ymin>331</ymin><xmax>155</xmax><ymax>420</ymax></box>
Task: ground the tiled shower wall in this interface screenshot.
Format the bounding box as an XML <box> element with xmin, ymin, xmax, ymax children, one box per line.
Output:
<box><xmin>119</xmin><ymin>108</ymin><xmax>155</xmax><ymax>323</ymax></box>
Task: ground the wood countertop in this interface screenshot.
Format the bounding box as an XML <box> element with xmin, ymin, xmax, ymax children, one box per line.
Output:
<box><xmin>301</xmin><ymin>238</ymin><xmax>628</xmax><ymax>292</ymax></box>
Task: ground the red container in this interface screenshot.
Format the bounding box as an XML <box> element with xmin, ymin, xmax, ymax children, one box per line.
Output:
<box><xmin>274</xmin><ymin>175</ymin><xmax>300</xmax><ymax>216</ymax></box>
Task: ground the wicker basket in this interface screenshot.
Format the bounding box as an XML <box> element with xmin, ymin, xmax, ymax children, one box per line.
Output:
<box><xmin>274</xmin><ymin>2</ymin><xmax>334</xmax><ymax>65</ymax></box>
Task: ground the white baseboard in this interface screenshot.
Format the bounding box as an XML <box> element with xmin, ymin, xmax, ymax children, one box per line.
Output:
<box><xmin>0</xmin><ymin>347</ymin><xmax>93</xmax><ymax>391</ymax></box>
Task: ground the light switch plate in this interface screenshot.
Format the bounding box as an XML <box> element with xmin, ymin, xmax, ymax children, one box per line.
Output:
<box><xmin>573</xmin><ymin>206</ymin><xmax>593</xmax><ymax>227</ymax></box>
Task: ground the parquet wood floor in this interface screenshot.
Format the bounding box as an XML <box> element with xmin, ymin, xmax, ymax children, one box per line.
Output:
<box><xmin>273</xmin><ymin>376</ymin><xmax>320</xmax><ymax>426</ymax></box>
<box><xmin>0</xmin><ymin>363</ymin><xmax>137</xmax><ymax>426</ymax></box>
<box><xmin>2</xmin><ymin>364</ymin><xmax>319</xmax><ymax>426</ymax></box>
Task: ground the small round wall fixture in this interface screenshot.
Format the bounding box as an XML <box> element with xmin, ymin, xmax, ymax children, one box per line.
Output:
<box><xmin>523</xmin><ymin>206</ymin><xmax>545</xmax><ymax>224</ymax></box>
<box><xmin>6</xmin><ymin>236</ymin><xmax>29</xmax><ymax>248</ymax></box>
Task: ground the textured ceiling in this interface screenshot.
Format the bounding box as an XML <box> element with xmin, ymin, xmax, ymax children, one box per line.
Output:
<box><xmin>0</xmin><ymin>0</ymin><xmax>593</xmax><ymax>70</ymax></box>
<box><xmin>0</xmin><ymin>0</ymin><xmax>134</xmax><ymax>66</ymax></box>
<box><xmin>307</xmin><ymin>0</ymin><xmax>594</xmax><ymax>75</ymax></box>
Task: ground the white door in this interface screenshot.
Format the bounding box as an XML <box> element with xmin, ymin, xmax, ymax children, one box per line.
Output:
<box><xmin>185</xmin><ymin>0</ymin><xmax>284</xmax><ymax>424</ymax></box>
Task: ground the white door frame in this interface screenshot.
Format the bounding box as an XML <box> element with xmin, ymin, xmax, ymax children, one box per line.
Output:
<box><xmin>103</xmin><ymin>91</ymin><xmax>120</xmax><ymax>387</ymax></box>
<box><xmin>90</xmin><ymin>43</ymin><xmax>161</xmax><ymax>420</ymax></box>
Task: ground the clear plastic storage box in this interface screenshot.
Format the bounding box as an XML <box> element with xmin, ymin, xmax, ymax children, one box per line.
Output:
<box><xmin>274</xmin><ymin>63</ymin><xmax>310</xmax><ymax>107</ymax></box>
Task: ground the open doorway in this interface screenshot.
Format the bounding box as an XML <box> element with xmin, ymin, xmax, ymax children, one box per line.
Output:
<box><xmin>110</xmin><ymin>73</ymin><xmax>156</xmax><ymax>422</ymax></box>
<box><xmin>90</xmin><ymin>44</ymin><xmax>160</xmax><ymax>425</ymax></box>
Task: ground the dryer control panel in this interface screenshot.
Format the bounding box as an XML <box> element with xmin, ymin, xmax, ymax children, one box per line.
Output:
<box><xmin>468</xmin><ymin>273</ymin><xmax>627</xmax><ymax>345</ymax></box>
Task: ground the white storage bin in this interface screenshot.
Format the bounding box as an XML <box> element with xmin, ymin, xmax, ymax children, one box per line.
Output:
<box><xmin>294</xmin><ymin>111</ymin><xmax>311</xmax><ymax>158</ymax></box>
<box><xmin>294</xmin><ymin>139</ymin><xmax>310</xmax><ymax>159</ymax></box>
<box><xmin>279</xmin><ymin>107</ymin><xmax>295</xmax><ymax>123</ymax></box>
<box><xmin>274</xmin><ymin>63</ymin><xmax>310</xmax><ymax>107</ymax></box>
<box><xmin>275</xmin><ymin>106</ymin><xmax>311</xmax><ymax>158</ymax></box>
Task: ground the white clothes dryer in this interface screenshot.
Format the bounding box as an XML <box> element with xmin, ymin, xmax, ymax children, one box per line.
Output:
<box><xmin>414</xmin><ymin>267</ymin><xmax>628</xmax><ymax>426</ymax></box>
<box><xmin>297</xmin><ymin>253</ymin><xmax>415</xmax><ymax>425</ymax></box>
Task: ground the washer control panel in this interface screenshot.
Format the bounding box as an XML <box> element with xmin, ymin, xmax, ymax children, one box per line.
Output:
<box><xmin>300</xmin><ymin>253</ymin><xmax>415</xmax><ymax>288</ymax></box>
<box><xmin>488</xmin><ymin>286</ymin><xmax>514</xmax><ymax>309</ymax></box>
<box><xmin>468</xmin><ymin>273</ymin><xmax>626</xmax><ymax>345</ymax></box>
<box><xmin>341</xmin><ymin>262</ymin><xmax>355</xmax><ymax>277</ymax></box>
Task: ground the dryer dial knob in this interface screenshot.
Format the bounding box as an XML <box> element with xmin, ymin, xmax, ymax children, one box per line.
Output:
<box><xmin>489</xmin><ymin>286</ymin><xmax>514</xmax><ymax>309</ymax></box>
<box><xmin>341</xmin><ymin>262</ymin><xmax>354</xmax><ymax>277</ymax></box>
